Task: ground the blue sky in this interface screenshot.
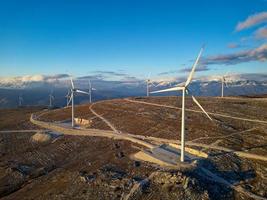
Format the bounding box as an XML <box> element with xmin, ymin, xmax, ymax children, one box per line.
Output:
<box><xmin>0</xmin><ymin>0</ymin><xmax>266</xmax><ymax>80</ymax></box>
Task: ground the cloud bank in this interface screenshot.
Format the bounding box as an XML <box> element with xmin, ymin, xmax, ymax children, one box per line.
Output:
<box><xmin>0</xmin><ymin>74</ymin><xmax>69</xmax><ymax>84</ymax></box>
<box><xmin>255</xmin><ymin>26</ymin><xmax>267</xmax><ymax>39</ymax></box>
<box><xmin>158</xmin><ymin>70</ymin><xmax>180</xmax><ymax>76</ymax></box>
<box><xmin>0</xmin><ymin>72</ymin><xmax>142</xmax><ymax>89</ymax></box>
<box><xmin>227</xmin><ymin>43</ymin><xmax>248</xmax><ymax>49</ymax></box>
<box><xmin>180</xmin><ymin>65</ymin><xmax>209</xmax><ymax>72</ymax></box>
<box><xmin>203</xmin><ymin>43</ymin><xmax>267</xmax><ymax>65</ymax></box>
<box><xmin>84</xmin><ymin>70</ymin><xmax>140</xmax><ymax>82</ymax></box>
<box><xmin>236</xmin><ymin>12</ymin><xmax>267</xmax><ymax>31</ymax></box>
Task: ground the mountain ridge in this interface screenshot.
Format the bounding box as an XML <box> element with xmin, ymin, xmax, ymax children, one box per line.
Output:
<box><xmin>0</xmin><ymin>73</ymin><xmax>267</xmax><ymax>108</ymax></box>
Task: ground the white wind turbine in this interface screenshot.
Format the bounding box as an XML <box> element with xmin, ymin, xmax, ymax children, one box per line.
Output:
<box><xmin>151</xmin><ymin>47</ymin><xmax>212</xmax><ymax>162</ymax></box>
<box><xmin>88</xmin><ymin>80</ymin><xmax>96</xmax><ymax>103</ymax></box>
<box><xmin>221</xmin><ymin>73</ymin><xmax>230</xmax><ymax>98</ymax></box>
<box><xmin>146</xmin><ymin>73</ymin><xmax>156</xmax><ymax>97</ymax></box>
<box><xmin>68</xmin><ymin>77</ymin><xmax>90</xmax><ymax>128</ymax></box>
<box><xmin>49</xmin><ymin>90</ymin><xmax>55</xmax><ymax>107</ymax></box>
<box><xmin>18</xmin><ymin>94</ymin><xmax>23</xmax><ymax>107</ymax></box>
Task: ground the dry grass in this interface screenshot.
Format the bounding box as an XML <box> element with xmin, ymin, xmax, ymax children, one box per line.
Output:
<box><xmin>1</xmin><ymin>96</ymin><xmax>267</xmax><ymax>199</ymax></box>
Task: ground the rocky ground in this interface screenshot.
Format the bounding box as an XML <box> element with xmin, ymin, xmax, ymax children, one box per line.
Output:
<box><xmin>0</xmin><ymin>96</ymin><xmax>267</xmax><ymax>199</ymax></box>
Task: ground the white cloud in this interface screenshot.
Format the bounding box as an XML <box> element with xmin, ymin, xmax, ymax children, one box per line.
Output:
<box><xmin>1</xmin><ymin>74</ymin><xmax>69</xmax><ymax>83</ymax></box>
<box><xmin>0</xmin><ymin>74</ymin><xmax>69</xmax><ymax>88</ymax></box>
<box><xmin>255</xmin><ymin>26</ymin><xmax>267</xmax><ymax>39</ymax></box>
<box><xmin>227</xmin><ymin>43</ymin><xmax>239</xmax><ymax>49</ymax></box>
<box><xmin>227</xmin><ymin>43</ymin><xmax>248</xmax><ymax>49</ymax></box>
<box><xmin>199</xmin><ymin>73</ymin><xmax>267</xmax><ymax>82</ymax></box>
<box><xmin>203</xmin><ymin>43</ymin><xmax>267</xmax><ymax>65</ymax></box>
<box><xmin>236</xmin><ymin>12</ymin><xmax>267</xmax><ymax>31</ymax></box>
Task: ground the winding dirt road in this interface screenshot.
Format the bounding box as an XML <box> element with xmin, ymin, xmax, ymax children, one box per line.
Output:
<box><xmin>87</xmin><ymin>100</ymin><xmax>267</xmax><ymax>162</ymax></box>
<box><xmin>89</xmin><ymin>103</ymin><xmax>120</xmax><ymax>134</ymax></box>
<box><xmin>29</xmin><ymin>99</ymin><xmax>267</xmax><ymax>200</ymax></box>
<box><xmin>88</xmin><ymin>100</ymin><xmax>267</xmax><ymax>200</ymax></box>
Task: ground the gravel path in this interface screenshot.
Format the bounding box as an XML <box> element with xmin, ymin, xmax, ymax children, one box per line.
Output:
<box><xmin>29</xmin><ymin>103</ymin><xmax>267</xmax><ymax>200</ymax></box>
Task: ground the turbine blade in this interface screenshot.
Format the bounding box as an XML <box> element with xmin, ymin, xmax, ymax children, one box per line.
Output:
<box><xmin>150</xmin><ymin>82</ymin><xmax>156</xmax><ymax>87</ymax></box>
<box><xmin>150</xmin><ymin>86</ymin><xmax>184</xmax><ymax>94</ymax></box>
<box><xmin>76</xmin><ymin>89</ymin><xmax>90</xmax><ymax>95</ymax></box>
<box><xmin>70</xmin><ymin>77</ymin><xmax>74</xmax><ymax>89</ymax></box>
<box><xmin>67</xmin><ymin>93</ymin><xmax>73</xmax><ymax>106</ymax></box>
<box><xmin>155</xmin><ymin>83</ymin><xmax>162</xmax><ymax>87</ymax></box>
<box><xmin>191</xmin><ymin>95</ymin><xmax>212</xmax><ymax>121</ymax></box>
<box><xmin>225</xmin><ymin>71</ymin><xmax>230</xmax><ymax>77</ymax></box>
<box><xmin>185</xmin><ymin>46</ymin><xmax>204</xmax><ymax>87</ymax></box>
<box><xmin>147</xmin><ymin>72</ymin><xmax>151</xmax><ymax>79</ymax></box>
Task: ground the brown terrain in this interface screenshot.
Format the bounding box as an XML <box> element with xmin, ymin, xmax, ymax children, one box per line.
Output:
<box><xmin>0</xmin><ymin>96</ymin><xmax>267</xmax><ymax>200</ymax></box>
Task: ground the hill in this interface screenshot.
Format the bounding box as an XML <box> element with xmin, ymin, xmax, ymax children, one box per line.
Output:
<box><xmin>0</xmin><ymin>96</ymin><xmax>267</xmax><ymax>199</ymax></box>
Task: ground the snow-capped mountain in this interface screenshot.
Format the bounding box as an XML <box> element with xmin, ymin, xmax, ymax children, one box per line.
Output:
<box><xmin>0</xmin><ymin>73</ymin><xmax>266</xmax><ymax>108</ymax></box>
<box><xmin>152</xmin><ymin>73</ymin><xmax>267</xmax><ymax>97</ymax></box>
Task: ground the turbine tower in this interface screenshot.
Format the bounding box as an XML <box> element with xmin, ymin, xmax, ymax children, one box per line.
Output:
<box><xmin>146</xmin><ymin>73</ymin><xmax>155</xmax><ymax>97</ymax></box>
<box><xmin>68</xmin><ymin>77</ymin><xmax>90</xmax><ymax>128</ymax></box>
<box><xmin>49</xmin><ymin>90</ymin><xmax>54</xmax><ymax>107</ymax></box>
<box><xmin>18</xmin><ymin>95</ymin><xmax>23</xmax><ymax>107</ymax></box>
<box><xmin>88</xmin><ymin>80</ymin><xmax>96</xmax><ymax>103</ymax></box>
<box><xmin>151</xmin><ymin>47</ymin><xmax>212</xmax><ymax>162</ymax></box>
<box><xmin>221</xmin><ymin>74</ymin><xmax>229</xmax><ymax>98</ymax></box>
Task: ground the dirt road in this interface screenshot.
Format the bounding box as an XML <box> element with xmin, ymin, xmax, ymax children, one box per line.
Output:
<box><xmin>30</xmin><ymin>107</ymin><xmax>267</xmax><ymax>200</ymax></box>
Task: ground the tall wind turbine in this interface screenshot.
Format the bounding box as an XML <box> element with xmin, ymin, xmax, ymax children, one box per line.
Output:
<box><xmin>221</xmin><ymin>73</ymin><xmax>229</xmax><ymax>98</ymax></box>
<box><xmin>146</xmin><ymin>73</ymin><xmax>156</xmax><ymax>97</ymax></box>
<box><xmin>151</xmin><ymin>47</ymin><xmax>212</xmax><ymax>162</ymax></box>
<box><xmin>88</xmin><ymin>80</ymin><xmax>96</xmax><ymax>103</ymax></box>
<box><xmin>68</xmin><ymin>77</ymin><xmax>90</xmax><ymax>128</ymax></box>
<box><xmin>49</xmin><ymin>90</ymin><xmax>55</xmax><ymax>107</ymax></box>
<box><xmin>18</xmin><ymin>94</ymin><xmax>23</xmax><ymax>107</ymax></box>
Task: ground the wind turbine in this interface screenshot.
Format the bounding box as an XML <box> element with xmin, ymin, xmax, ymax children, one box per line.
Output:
<box><xmin>151</xmin><ymin>47</ymin><xmax>212</xmax><ymax>162</ymax></box>
<box><xmin>221</xmin><ymin>73</ymin><xmax>229</xmax><ymax>98</ymax></box>
<box><xmin>88</xmin><ymin>80</ymin><xmax>96</xmax><ymax>103</ymax></box>
<box><xmin>68</xmin><ymin>77</ymin><xmax>90</xmax><ymax>128</ymax></box>
<box><xmin>146</xmin><ymin>73</ymin><xmax>156</xmax><ymax>97</ymax></box>
<box><xmin>18</xmin><ymin>94</ymin><xmax>23</xmax><ymax>107</ymax></box>
<box><xmin>49</xmin><ymin>90</ymin><xmax>55</xmax><ymax>107</ymax></box>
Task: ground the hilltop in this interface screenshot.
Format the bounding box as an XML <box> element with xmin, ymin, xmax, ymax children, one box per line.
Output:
<box><xmin>0</xmin><ymin>96</ymin><xmax>267</xmax><ymax>199</ymax></box>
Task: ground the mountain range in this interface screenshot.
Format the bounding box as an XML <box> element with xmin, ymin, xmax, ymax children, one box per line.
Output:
<box><xmin>0</xmin><ymin>73</ymin><xmax>266</xmax><ymax>108</ymax></box>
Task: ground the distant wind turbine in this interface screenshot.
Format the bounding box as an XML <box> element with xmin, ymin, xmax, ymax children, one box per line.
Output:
<box><xmin>221</xmin><ymin>73</ymin><xmax>230</xmax><ymax>98</ymax></box>
<box><xmin>88</xmin><ymin>80</ymin><xmax>96</xmax><ymax>103</ymax></box>
<box><xmin>68</xmin><ymin>77</ymin><xmax>90</xmax><ymax>128</ymax></box>
<box><xmin>146</xmin><ymin>73</ymin><xmax>156</xmax><ymax>97</ymax></box>
<box><xmin>151</xmin><ymin>46</ymin><xmax>212</xmax><ymax>162</ymax></box>
<box><xmin>18</xmin><ymin>94</ymin><xmax>23</xmax><ymax>107</ymax></box>
<box><xmin>49</xmin><ymin>90</ymin><xmax>55</xmax><ymax>107</ymax></box>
